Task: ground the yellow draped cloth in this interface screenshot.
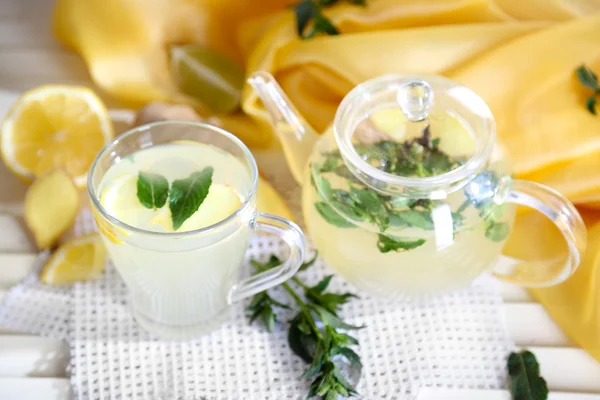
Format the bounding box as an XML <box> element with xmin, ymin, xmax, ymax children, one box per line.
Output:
<box><xmin>54</xmin><ymin>0</ymin><xmax>600</xmax><ymax>361</ymax></box>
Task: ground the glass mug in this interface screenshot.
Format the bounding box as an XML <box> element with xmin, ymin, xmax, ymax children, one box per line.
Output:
<box><xmin>88</xmin><ymin>121</ymin><xmax>306</xmax><ymax>339</ymax></box>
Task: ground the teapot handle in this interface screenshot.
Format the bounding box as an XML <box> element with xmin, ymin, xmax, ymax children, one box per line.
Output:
<box><xmin>493</xmin><ymin>179</ymin><xmax>587</xmax><ymax>287</ymax></box>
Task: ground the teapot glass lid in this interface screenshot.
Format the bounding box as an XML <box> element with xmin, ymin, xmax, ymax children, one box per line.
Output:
<box><xmin>333</xmin><ymin>74</ymin><xmax>496</xmax><ymax>196</ymax></box>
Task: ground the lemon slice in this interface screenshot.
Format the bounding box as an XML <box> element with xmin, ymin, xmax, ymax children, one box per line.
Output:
<box><xmin>99</xmin><ymin>174</ymin><xmax>158</xmax><ymax>230</ymax></box>
<box><xmin>170</xmin><ymin>45</ymin><xmax>244</xmax><ymax>113</ymax></box>
<box><xmin>1</xmin><ymin>85</ymin><xmax>114</xmax><ymax>187</ymax></box>
<box><xmin>41</xmin><ymin>233</ymin><xmax>107</xmax><ymax>285</ymax></box>
<box><xmin>24</xmin><ymin>170</ymin><xmax>79</xmax><ymax>249</ymax></box>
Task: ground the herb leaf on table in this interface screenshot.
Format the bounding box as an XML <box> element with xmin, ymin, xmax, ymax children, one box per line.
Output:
<box><xmin>294</xmin><ymin>0</ymin><xmax>367</xmax><ymax>39</ymax></box>
<box><xmin>507</xmin><ymin>350</ymin><xmax>549</xmax><ymax>400</ymax></box>
<box><xmin>576</xmin><ymin>65</ymin><xmax>599</xmax><ymax>115</ymax></box>
<box><xmin>247</xmin><ymin>253</ymin><xmax>361</xmax><ymax>399</ymax></box>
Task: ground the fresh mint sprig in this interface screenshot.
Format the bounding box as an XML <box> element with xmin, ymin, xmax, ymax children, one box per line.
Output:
<box><xmin>135</xmin><ymin>167</ymin><xmax>214</xmax><ymax>231</ymax></box>
<box><xmin>247</xmin><ymin>253</ymin><xmax>361</xmax><ymax>399</ymax></box>
<box><xmin>576</xmin><ymin>65</ymin><xmax>599</xmax><ymax>115</ymax></box>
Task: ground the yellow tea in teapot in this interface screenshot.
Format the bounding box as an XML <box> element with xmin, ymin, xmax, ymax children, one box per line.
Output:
<box><xmin>303</xmin><ymin>109</ymin><xmax>514</xmax><ymax>298</ymax></box>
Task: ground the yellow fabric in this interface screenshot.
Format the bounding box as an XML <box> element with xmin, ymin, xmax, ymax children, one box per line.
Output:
<box><xmin>53</xmin><ymin>0</ymin><xmax>600</xmax><ymax>362</ymax></box>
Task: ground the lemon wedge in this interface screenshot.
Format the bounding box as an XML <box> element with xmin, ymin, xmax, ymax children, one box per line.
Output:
<box><xmin>0</xmin><ymin>85</ymin><xmax>114</xmax><ymax>187</ymax></box>
<box><xmin>170</xmin><ymin>45</ymin><xmax>244</xmax><ymax>113</ymax></box>
<box><xmin>41</xmin><ymin>233</ymin><xmax>107</xmax><ymax>285</ymax></box>
<box><xmin>24</xmin><ymin>170</ymin><xmax>79</xmax><ymax>249</ymax></box>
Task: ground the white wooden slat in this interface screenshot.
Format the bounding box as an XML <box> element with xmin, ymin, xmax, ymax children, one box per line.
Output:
<box><xmin>0</xmin><ymin>215</ymin><xmax>35</xmax><ymax>252</ymax></box>
<box><xmin>0</xmin><ymin>49</ymin><xmax>93</xmax><ymax>92</ymax></box>
<box><xmin>417</xmin><ymin>388</ymin><xmax>600</xmax><ymax>399</ymax></box>
<box><xmin>528</xmin><ymin>347</ymin><xmax>600</xmax><ymax>393</ymax></box>
<box><xmin>0</xmin><ymin>21</ymin><xmax>61</xmax><ymax>49</ymax></box>
<box><xmin>0</xmin><ymin>318</ymin><xmax>597</xmax><ymax>391</ymax></box>
<box><xmin>0</xmin><ymin>377</ymin><xmax>71</xmax><ymax>400</ymax></box>
<box><xmin>496</xmin><ymin>281</ymin><xmax>535</xmax><ymax>302</ymax></box>
<box><xmin>0</xmin><ymin>0</ymin><xmax>54</xmax><ymax>20</ymax></box>
<box><xmin>0</xmin><ymin>335</ymin><xmax>68</xmax><ymax>378</ymax></box>
<box><xmin>505</xmin><ymin>303</ymin><xmax>574</xmax><ymax>347</ymax></box>
<box><xmin>0</xmin><ymin>253</ymin><xmax>37</xmax><ymax>289</ymax></box>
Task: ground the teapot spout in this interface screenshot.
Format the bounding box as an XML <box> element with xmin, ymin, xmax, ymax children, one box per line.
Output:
<box><xmin>248</xmin><ymin>71</ymin><xmax>319</xmax><ymax>185</ymax></box>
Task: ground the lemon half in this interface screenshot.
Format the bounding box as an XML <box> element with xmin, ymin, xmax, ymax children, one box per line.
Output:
<box><xmin>1</xmin><ymin>85</ymin><xmax>114</xmax><ymax>187</ymax></box>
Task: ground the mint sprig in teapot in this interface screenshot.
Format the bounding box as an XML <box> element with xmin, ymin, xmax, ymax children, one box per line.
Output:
<box><xmin>249</xmin><ymin>72</ymin><xmax>587</xmax><ymax>299</ymax></box>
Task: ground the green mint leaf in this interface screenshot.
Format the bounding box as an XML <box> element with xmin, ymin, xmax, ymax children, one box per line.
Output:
<box><xmin>333</xmin><ymin>165</ymin><xmax>361</xmax><ymax>183</ymax></box>
<box><xmin>302</xmin><ymin>342</ymin><xmax>327</xmax><ymax>378</ymax></box>
<box><xmin>312</xmin><ymin>304</ymin><xmax>362</xmax><ymax>330</ymax></box>
<box><xmin>330</xmin><ymin>346</ymin><xmax>362</xmax><ymax>367</ymax></box>
<box><xmin>332</xmin><ymin>331</ymin><xmax>359</xmax><ymax>346</ymax></box>
<box><xmin>312</xmin><ymin>275</ymin><xmax>334</xmax><ymax>294</ymax></box>
<box><xmin>307</xmin><ymin>289</ymin><xmax>357</xmax><ymax>315</ymax></box>
<box><xmin>294</xmin><ymin>0</ymin><xmax>315</xmax><ymax>36</ymax></box>
<box><xmin>576</xmin><ymin>65</ymin><xmax>599</xmax><ymax>90</ymax></box>
<box><xmin>288</xmin><ymin>314</ymin><xmax>315</xmax><ymax>363</ymax></box>
<box><xmin>136</xmin><ymin>171</ymin><xmax>169</xmax><ymax>209</ymax></box>
<box><xmin>168</xmin><ymin>167</ymin><xmax>213</xmax><ymax>230</ymax></box>
<box><xmin>250</xmin><ymin>255</ymin><xmax>283</xmax><ymax>273</ymax></box>
<box><xmin>377</xmin><ymin>234</ymin><xmax>426</xmax><ymax>253</ymax></box>
<box><xmin>331</xmin><ymin>190</ymin><xmax>368</xmax><ymax>221</ymax></box>
<box><xmin>315</xmin><ymin>176</ymin><xmax>334</xmax><ymax>198</ymax></box>
<box><xmin>261</xmin><ymin>305</ymin><xmax>276</xmax><ymax>332</ymax></box>
<box><xmin>300</xmin><ymin>252</ymin><xmax>319</xmax><ymax>271</ymax></box>
<box><xmin>587</xmin><ymin>96</ymin><xmax>597</xmax><ymax>115</ymax></box>
<box><xmin>393</xmin><ymin>209</ymin><xmax>434</xmax><ymax>230</ymax></box>
<box><xmin>315</xmin><ymin>202</ymin><xmax>356</xmax><ymax>228</ymax></box>
<box><xmin>508</xmin><ymin>350</ymin><xmax>549</xmax><ymax>400</ymax></box>
<box><xmin>246</xmin><ymin>291</ymin><xmax>289</xmax><ymax>332</ymax></box>
<box><xmin>319</xmin><ymin>154</ymin><xmax>340</xmax><ymax>173</ymax></box>
<box><xmin>304</xmin><ymin>11</ymin><xmax>339</xmax><ymax>38</ymax></box>
<box><xmin>350</xmin><ymin>187</ymin><xmax>389</xmax><ymax>227</ymax></box>
<box><xmin>485</xmin><ymin>221</ymin><xmax>510</xmax><ymax>242</ymax></box>
<box><xmin>332</xmin><ymin>364</ymin><xmax>358</xmax><ymax>394</ymax></box>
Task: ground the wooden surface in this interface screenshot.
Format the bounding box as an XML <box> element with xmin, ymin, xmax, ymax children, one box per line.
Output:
<box><xmin>0</xmin><ymin>1</ymin><xmax>600</xmax><ymax>398</ymax></box>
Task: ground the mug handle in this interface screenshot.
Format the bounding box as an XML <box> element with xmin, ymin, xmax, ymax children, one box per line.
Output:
<box><xmin>493</xmin><ymin>179</ymin><xmax>587</xmax><ymax>287</ymax></box>
<box><xmin>228</xmin><ymin>212</ymin><xmax>306</xmax><ymax>303</ymax></box>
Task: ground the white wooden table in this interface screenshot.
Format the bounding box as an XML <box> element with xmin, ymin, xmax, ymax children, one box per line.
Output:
<box><xmin>1</xmin><ymin>1</ymin><xmax>600</xmax><ymax>398</ymax></box>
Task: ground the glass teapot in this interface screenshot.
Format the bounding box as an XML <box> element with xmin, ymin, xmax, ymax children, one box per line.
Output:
<box><xmin>249</xmin><ymin>72</ymin><xmax>587</xmax><ymax>299</ymax></box>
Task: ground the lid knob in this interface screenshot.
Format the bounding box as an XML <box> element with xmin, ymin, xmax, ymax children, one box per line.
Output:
<box><xmin>397</xmin><ymin>79</ymin><xmax>434</xmax><ymax>121</ymax></box>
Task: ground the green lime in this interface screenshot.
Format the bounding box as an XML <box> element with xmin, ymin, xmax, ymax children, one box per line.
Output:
<box><xmin>170</xmin><ymin>45</ymin><xmax>244</xmax><ymax>113</ymax></box>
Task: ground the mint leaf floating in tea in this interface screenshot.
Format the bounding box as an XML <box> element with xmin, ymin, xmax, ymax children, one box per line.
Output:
<box><xmin>315</xmin><ymin>202</ymin><xmax>356</xmax><ymax>228</ymax></box>
<box><xmin>136</xmin><ymin>171</ymin><xmax>169</xmax><ymax>209</ymax></box>
<box><xmin>575</xmin><ymin>65</ymin><xmax>599</xmax><ymax>115</ymax></box>
<box><xmin>377</xmin><ymin>234</ymin><xmax>426</xmax><ymax>253</ymax></box>
<box><xmin>247</xmin><ymin>254</ymin><xmax>361</xmax><ymax>399</ymax></box>
<box><xmin>508</xmin><ymin>350</ymin><xmax>549</xmax><ymax>400</ymax></box>
<box><xmin>168</xmin><ymin>167</ymin><xmax>213</xmax><ymax>230</ymax></box>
